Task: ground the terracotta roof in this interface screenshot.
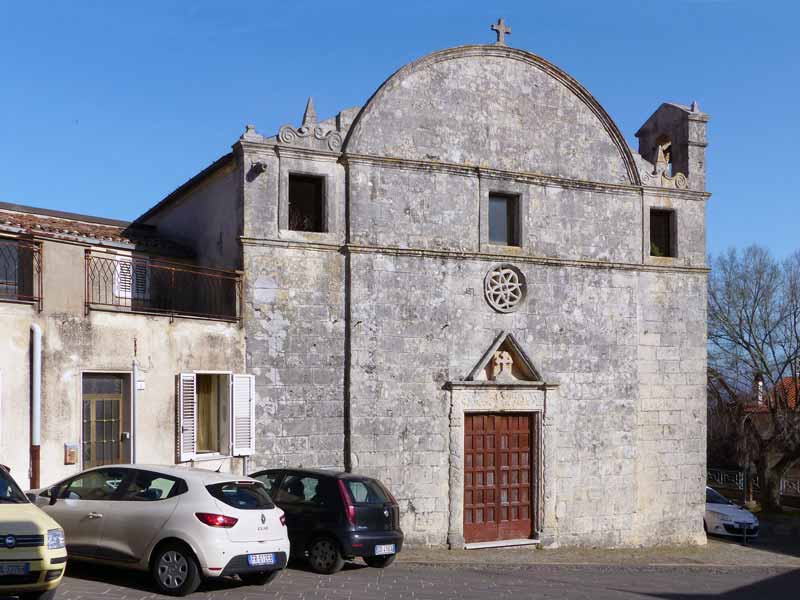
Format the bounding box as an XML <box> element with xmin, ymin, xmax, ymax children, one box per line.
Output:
<box><xmin>744</xmin><ymin>377</ymin><xmax>800</xmax><ymax>413</ymax></box>
<box><xmin>773</xmin><ymin>377</ymin><xmax>800</xmax><ymax>409</ymax></box>
<box><xmin>0</xmin><ymin>202</ymin><xmax>192</xmax><ymax>257</ymax></box>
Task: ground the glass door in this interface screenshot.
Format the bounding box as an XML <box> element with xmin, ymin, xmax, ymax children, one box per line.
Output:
<box><xmin>82</xmin><ymin>374</ymin><xmax>126</xmax><ymax>468</ymax></box>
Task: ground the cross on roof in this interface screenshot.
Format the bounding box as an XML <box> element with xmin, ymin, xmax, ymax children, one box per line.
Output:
<box><xmin>491</xmin><ymin>18</ymin><xmax>511</xmax><ymax>46</ymax></box>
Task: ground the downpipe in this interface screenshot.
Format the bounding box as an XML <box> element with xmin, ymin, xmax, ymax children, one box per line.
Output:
<box><xmin>30</xmin><ymin>323</ymin><xmax>42</xmax><ymax>489</ymax></box>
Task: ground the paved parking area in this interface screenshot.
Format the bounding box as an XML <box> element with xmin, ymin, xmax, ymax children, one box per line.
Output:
<box><xmin>54</xmin><ymin>561</ymin><xmax>800</xmax><ymax>600</ymax></box>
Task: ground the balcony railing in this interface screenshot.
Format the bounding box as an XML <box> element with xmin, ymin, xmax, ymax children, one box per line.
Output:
<box><xmin>0</xmin><ymin>237</ymin><xmax>42</xmax><ymax>310</ymax></box>
<box><xmin>85</xmin><ymin>251</ymin><xmax>241</xmax><ymax>322</ymax></box>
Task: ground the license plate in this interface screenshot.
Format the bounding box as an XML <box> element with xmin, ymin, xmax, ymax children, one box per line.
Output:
<box><xmin>0</xmin><ymin>563</ymin><xmax>29</xmax><ymax>576</ymax></box>
<box><xmin>374</xmin><ymin>544</ymin><xmax>395</xmax><ymax>556</ymax></box>
<box><xmin>247</xmin><ymin>553</ymin><xmax>275</xmax><ymax>567</ymax></box>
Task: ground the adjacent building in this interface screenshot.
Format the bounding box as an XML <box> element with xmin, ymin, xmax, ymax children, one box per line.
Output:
<box><xmin>0</xmin><ymin>29</ymin><xmax>710</xmax><ymax>548</ymax></box>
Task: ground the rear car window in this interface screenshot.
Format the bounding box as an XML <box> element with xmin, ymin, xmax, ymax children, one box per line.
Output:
<box><xmin>344</xmin><ymin>479</ymin><xmax>389</xmax><ymax>504</ymax></box>
<box><xmin>206</xmin><ymin>481</ymin><xmax>274</xmax><ymax>510</ymax></box>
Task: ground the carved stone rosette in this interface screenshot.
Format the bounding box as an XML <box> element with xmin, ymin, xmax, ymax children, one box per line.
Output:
<box><xmin>484</xmin><ymin>264</ymin><xmax>526</xmax><ymax>313</ymax></box>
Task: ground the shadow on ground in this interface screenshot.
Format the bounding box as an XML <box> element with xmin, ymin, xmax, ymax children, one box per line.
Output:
<box><xmin>639</xmin><ymin>568</ymin><xmax>800</xmax><ymax>599</ymax></box>
<box><xmin>706</xmin><ymin>512</ymin><xmax>800</xmax><ymax>560</ymax></box>
<box><xmin>57</xmin><ymin>556</ymin><xmax>368</xmax><ymax>594</ymax></box>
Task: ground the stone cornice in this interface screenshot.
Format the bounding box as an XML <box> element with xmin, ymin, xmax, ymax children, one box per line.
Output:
<box><xmin>240</xmin><ymin>237</ymin><xmax>711</xmax><ymax>275</ymax></box>
<box><xmin>275</xmin><ymin>145</ymin><xmax>341</xmax><ymax>161</ymax></box>
<box><xmin>445</xmin><ymin>381</ymin><xmax>559</xmax><ymax>391</ymax></box>
<box><xmin>342</xmin><ymin>153</ymin><xmax>710</xmax><ymax>201</ymax></box>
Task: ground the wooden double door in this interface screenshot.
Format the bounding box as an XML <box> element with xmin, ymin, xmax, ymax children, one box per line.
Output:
<box><xmin>463</xmin><ymin>413</ymin><xmax>537</xmax><ymax>543</ymax></box>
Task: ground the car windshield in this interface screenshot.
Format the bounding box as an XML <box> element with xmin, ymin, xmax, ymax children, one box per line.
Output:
<box><xmin>0</xmin><ymin>469</ymin><xmax>28</xmax><ymax>504</ymax></box>
<box><xmin>343</xmin><ymin>479</ymin><xmax>390</xmax><ymax>505</ymax></box>
<box><xmin>206</xmin><ymin>481</ymin><xmax>275</xmax><ymax>510</ymax></box>
<box><xmin>706</xmin><ymin>488</ymin><xmax>734</xmax><ymax>505</ymax></box>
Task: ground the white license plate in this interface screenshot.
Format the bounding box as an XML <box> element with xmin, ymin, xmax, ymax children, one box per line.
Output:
<box><xmin>0</xmin><ymin>563</ymin><xmax>29</xmax><ymax>576</ymax></box>
<box><xmin>374</xmin><ymin>544</ymin><xmax>395</xmax><ymax>556</ymax></box>
<box><xmin>247</xmin><ymin>553</ymin><xmax>275</xmax><ymax>567</ymax></box>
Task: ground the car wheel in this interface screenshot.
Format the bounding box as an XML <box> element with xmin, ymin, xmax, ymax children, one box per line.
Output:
<box><xmin>307</xmin><ymin>538</ymin><xmax>345</xmax><ymax>574</ymax></box>
<box><xmin>151</xmin><ymin>542</ymin><xmax>202</xmax><ymax>596</ymax></box>
<box><xmin>21</xmin><ymin>590</ymin><xmax>57</xmax><ymax>600</ymax></box>
<box><xmin>239</xmin><ymin>570</ymin><xmax>280</xmax><ymax>586</ymax></box>
<box><xmin>364</xmin><ymin>554</ymin><xmax>396</xmax><ymax>568</ymax></box>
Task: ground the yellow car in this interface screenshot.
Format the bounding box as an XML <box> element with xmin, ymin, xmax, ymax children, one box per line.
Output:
<box><xmin>0</xmin><ymin>465</ymin><xmax>67</xmax><ymax>600</ymax></box>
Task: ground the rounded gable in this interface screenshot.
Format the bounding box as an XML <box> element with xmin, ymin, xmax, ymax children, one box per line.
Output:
<box><xmin>343</xmin><ymin>46</ymin><xmax>640</xmax><ymax>186</ymax></box>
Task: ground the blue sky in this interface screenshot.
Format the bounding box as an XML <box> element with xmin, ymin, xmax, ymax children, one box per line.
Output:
<box><xmin>1</xmin><ymin>1</ymin><xmax>797</xmax><ymax>258</ymax></box>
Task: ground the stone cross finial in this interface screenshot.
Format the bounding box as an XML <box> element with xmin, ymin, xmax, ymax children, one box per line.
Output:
<box><xmin>491</xmin><ymin>18</ymin><xmax>511</xmax><ymax>46</ymax></box>
<box><xmin>302</xmin><ymin>96</ymin><xmax>317</xmax><ymax>128</ymax></box>
<box><xmin>491</xmin><ymin>350</ymin><xmax>514</xmax><ymax>381</ymax></box>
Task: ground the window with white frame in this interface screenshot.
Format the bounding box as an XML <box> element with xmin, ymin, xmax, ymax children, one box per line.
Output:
<box><xmin>176</xmin><ymin>372</ymin><xmax>255</xmax><ymax>461</ymax></box>
<box><xmin>114</xmin><ymin>256</ymin><xmax>150</xmax><ymax>304</ymax></box>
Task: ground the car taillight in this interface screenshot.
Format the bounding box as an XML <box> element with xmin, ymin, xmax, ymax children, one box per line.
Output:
<box><xmin>337</xmin><ymin>480</ymin><xmax>356</xmax><ymax>526</ymax></box>
<box><xmin>196</xmin><ymin>512</ymin><xmax>238</xmax><ymax>528</ymax></box>
<box><xmin>280</xmin><ymin>514</ymin><xmax>286</xmax><ymax>527</ymax></box>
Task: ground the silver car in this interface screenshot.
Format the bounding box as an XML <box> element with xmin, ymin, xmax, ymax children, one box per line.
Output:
<box><xmin>30</xmin><ymin>465</ymin><xmax>290</xmax><ymax>596</ymax></box>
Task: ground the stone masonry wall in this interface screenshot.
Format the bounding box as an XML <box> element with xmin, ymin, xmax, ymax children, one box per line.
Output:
<box><xmin>243</xmin><ymin>244</ymin><xmax>347</xmax><ymax>471</ymax></box>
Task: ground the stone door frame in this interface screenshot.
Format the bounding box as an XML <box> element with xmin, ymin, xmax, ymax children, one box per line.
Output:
<box><xmin>446</xmin><ymin>381</ymin><xmax>558</xmax><ymax>548</ymax></box>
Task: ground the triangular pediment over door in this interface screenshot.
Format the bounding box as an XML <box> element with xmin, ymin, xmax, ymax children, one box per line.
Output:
<box><xmin>466</xmin><ymin>330</ymin><xmax>543</xmax><ymax>383</ymax></box>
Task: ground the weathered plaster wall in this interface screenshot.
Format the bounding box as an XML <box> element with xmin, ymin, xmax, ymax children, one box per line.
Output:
<box><xmin>142</xmin><ymin>157</ymin><xmax>243</xmax><ymax>269</ymax></box>
<box><xmin>0</xmin><ymin>240</ymin><xmax>244</xmax><ymax>488</ymax></box>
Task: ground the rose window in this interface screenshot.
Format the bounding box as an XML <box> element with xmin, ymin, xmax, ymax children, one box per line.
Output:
<box><xmin>484</xmin><ymin>264</ymin><xmax>526</xmax><ymax>313</ymax></box>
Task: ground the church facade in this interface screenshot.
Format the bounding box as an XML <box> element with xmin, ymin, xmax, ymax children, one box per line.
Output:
<box><xmin>0</xmin><ymin>27</ymin><xmax>709</xmax><ymax>549</ymax></box>
<box><xmin>139</xmin><ymin>32</ymin><xmax>710</xmax><ymax>548</ymax></box>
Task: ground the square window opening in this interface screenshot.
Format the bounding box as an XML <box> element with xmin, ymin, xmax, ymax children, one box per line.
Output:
<box><xmin>488</xmin><ymin>193</ymin><xmax>520</xmax><ymax>247</ymax></box>
<box><xmin>650</xmin><ymin>209</ymin><xmax>676</xmax><ymax>258</ymax></box>
<box><xmin>288</xmin><ymin>174</ymin><xmax>326</xmax><ymax>233</ymax></box>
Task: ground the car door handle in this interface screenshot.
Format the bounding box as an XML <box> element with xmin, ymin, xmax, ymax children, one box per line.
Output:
<box><xmin>87</xmin><ymin>512</ymin><xmax>103</xmax><ymax>519</ymax></box>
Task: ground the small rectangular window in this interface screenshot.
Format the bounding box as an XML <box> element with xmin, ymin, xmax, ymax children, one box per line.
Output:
<box><xmin>288</xmin><ymin>174</ymin><xmax>325</xmax><ymax>232</ymax></box>
<box><xmin>488</xmin><ymin>193</ymin><xmax>519</xmax><ymax>246</ymax></box>
<box><xmin>650</xmin><ymin>209</ymin><xmax>675</xmax><ymax>257</ymax></box>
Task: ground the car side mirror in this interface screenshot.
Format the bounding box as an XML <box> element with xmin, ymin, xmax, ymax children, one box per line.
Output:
<box><xmin>48</xmin><ymin>487</ymin><xmax>60</xmax><ymax>505</ymax></box>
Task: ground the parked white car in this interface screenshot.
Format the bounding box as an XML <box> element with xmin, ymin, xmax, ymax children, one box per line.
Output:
<box><xmin>29</xmin><ymin>465</ymin><xmax>289</xmax><ymax>596</ymax></box>
<box><xmin>704</xmin><ymin>486</ymin><xmax>759</xmax><ymax>539</ymax></box>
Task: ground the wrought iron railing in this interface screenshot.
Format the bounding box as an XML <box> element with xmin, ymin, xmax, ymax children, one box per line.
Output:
<box><xmin>0</xmin><ymin>237</ymin><xmax>42</xmax><ymax>310</ymax></box>
<box><xmin>708</xmin><ymin>468</ymin><xmax>800</xmax><ymax>498</ymax></box>
<box><xmin>85</xmin><ymin>251</ymin><xmax>241</xmax><ymax>322</ymax></box>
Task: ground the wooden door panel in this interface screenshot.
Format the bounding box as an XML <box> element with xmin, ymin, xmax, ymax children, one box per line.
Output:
<box><xmin>464</xmin><ymin>413</ymin><xmax>535</xmax><ymax>543</ymax></box>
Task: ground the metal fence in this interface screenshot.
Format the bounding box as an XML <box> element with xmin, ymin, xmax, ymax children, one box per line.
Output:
<box><xmin>708</xmin><ymin>468</ymin><xmax>800</xmax><ymax>498</ymax></box>
<box><xmin>85</xmin><ymin>251</ymin><xmax>241</xmax><ymax>322</ymax></box>
<box><xmin>0</xmin><ymin>237</ymin><xmax>42</xmax><ymax>310</ymax></box>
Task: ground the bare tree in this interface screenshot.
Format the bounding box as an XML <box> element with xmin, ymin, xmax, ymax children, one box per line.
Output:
<box><xmin>708</xmin><ymin>245</ymin><xmax>800</xmax><ymax>511</ymax></box>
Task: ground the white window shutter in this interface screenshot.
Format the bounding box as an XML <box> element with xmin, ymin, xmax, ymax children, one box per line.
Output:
<box><xmin>176</xmin><ymin>373</ymin><xmax>197</xmax><ymax>462</ymax></box>
<box><xmin>132</xmin><ymin>261</ymin><xmax>150</xmax><ymax>301</ymax></box>
<box><xmin>231</xmin><ymin>374</ymin><xmax>255</xmax><ymax>456</ymax></box>
<box><xmin>114</xmin><ymin>258</ymin><xmax>133</xmax><ymax>300</ymax></box>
